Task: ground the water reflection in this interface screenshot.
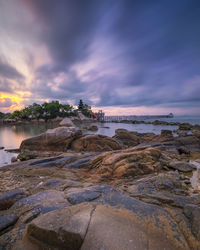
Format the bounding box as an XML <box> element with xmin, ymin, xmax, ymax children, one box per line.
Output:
<box><xmin>0</xmin><ymin>123</ymin><xmax>59</xmax><ymax>167</ymax></box>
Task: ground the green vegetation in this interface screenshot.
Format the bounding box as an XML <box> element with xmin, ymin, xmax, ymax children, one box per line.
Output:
<box><xmin>1</xmin><ymin>100</ymin><xmax>91</xmax><ymax>121</ymax></box>
<box><xmin>0</xmin><ymin>112</ymin><xmax>11</xmax><ymax>119</ymax></box>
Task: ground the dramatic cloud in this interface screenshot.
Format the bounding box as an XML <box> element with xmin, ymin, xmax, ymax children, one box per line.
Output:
<box><xmin>0</xmin><ymin>0</ymin><xmax>200</xmax><ymax>114</ymax></box>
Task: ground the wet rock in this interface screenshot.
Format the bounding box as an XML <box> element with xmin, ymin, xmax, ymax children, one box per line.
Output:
<box><xmin>71</xmin><ymin>134</ymin><xmax>122</xmax><ymax>152</ymax></box>
<box><xmin>25</xmin><ymin>204</ymin><xmax>94</xmax><ymax>250</ymax></box>
<box><xmin>20</xmin><ymin>126</ymin><xmax>82</xmax><ymax>152</ymax></box>
<box><xmin>59</xmin><ymin>117</ymin><xmax>75</xmax><ymax>127</ymax></box>
<box><xmin>0</xmin><ymin>214</ymin><xmax>18</xmax><ymax>233</ymax></box>
<box><xmin>169</xmin><ymin>160</ymin><xmax>196</xmax><ymax>172</ymax></box>
<box><xmin>184</xmin><ymin>204</ymin><xmax>200</xmax><ymax>241</ymax></box>
<box><xmin>0</xmin><ymin>146</ymin><xmax>4</xmax><ymax>150</ymax></box>
<box><xmin>113</xmin><ymin>129</ymin><xmax>140</xmax><ymax>147</ymax></box>
<box><xmin>67</xmin><ymin>190</ymin><xmax>101</xmax><ymax>204</ymax></box>
<box><xmin>0</xmin><ymin>189</ymin><xmax>26</xmax><ymax>210</ymax></box>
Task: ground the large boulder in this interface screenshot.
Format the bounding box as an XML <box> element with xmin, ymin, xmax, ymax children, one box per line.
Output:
<box><xmin>59</xmin><ymin>117</ymin><xmax>75</xmax><ymax>127</ymax></box>
<box><xmin>70</xmin><ymin>134</ymin><xmax>122</xmax><ymax>152</ymax></box>
<box><xmin>20</xmin><ymin>127</ymin><xmax>82</xmax><ymax>151</ymax></box>
<box><xmin>89</xmin><ymin>147</ymin><xmax>161</xmax><ymax>178</ymax></box>
<box><xmin>24</xmin><ymin>198</ymin><xmax>190</xmax><ymax>250</ymax></box>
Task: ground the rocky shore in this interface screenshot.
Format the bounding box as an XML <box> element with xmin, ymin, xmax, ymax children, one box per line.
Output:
<box><xmin>0</xmin><ymin>124</ymin><xmax>200</xmax><ymax>249</ymax></box>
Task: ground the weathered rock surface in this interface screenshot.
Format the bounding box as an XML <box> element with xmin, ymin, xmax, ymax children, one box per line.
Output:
<box><xmin>1</xmin><ymin>130</ymin><xmax>200</xmax><ymax>249</ymax></box>
<box><xmin>8</xmin><ymin>190</ymin><xmax>70</xmax><ymax>226</ymax></box>
<box><xmin>71</xmin><ymin>134</ymin><xmax>122</xmax><ymax>152</ymax></box>
<box><xmin>25</xmin><ymin>203</ymin><xmax>94</xmax><ymax>250</ymax></box>
<box><xmin>169</xmin><ymin>160</ymin><xmax>196</xmax><ymax>172</ymax></box>
<box><xmin>20</xmin><ymin>126</ymin><xmax>82</xmax><ymax>151</ymax></box>
<box><xmin>113</xmin><ymin>128</ymin><xmax>140</xmax><ymax>147</ymax></box>
<box><xmin>59</xmin><ymin>117</ymin><xmax>75</xmax><ymax>127</ymax></box>
<box><xmin>66</xmin><ymin>190</ymin><xmax>101</xmax><ymax>204</ymax></box>
<box><xmin>0</xmin><ymin>189</ymin><xmax>26</xmax><ymax>210</ymax></box>
<box><xmin>184</xmin><ymin>204</ymin><xmax>200</xmax><ymax>241</ymax></box>
<box><xmin>89</xmin><ymin>147</ymin><xmax>161</xmax><ymax>178</ymax></box>
<box><xmin>0</xmin><ymin>214</ymin><xmax>18</xmax><ymax>233</ymax></box>
<box><xmin>24</xmin><ymin>191</ymin><xmax>190</xmax><ymax>250</ymax></box>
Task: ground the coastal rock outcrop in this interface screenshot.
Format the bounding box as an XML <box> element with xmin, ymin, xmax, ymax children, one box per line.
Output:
<box><xmin>71</xmin><ymin>134</ymin><xmax>122</xmax><ymax>152</ymax></box>
<box><xmin>20</xmin><ymin>126</ymin><xmax>82</xmax><ymax>151</ymax></box>
<box><xmin>89</xmin><ymin>147</ymin><xmax>161</xmax><ymax>178</ymax></box>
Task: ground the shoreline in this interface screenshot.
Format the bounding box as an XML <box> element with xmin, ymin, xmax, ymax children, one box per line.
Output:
<box><xmin>0</xmin><ymin>127</ymin><xmax>200</xmax><ymax>248</ymax></box>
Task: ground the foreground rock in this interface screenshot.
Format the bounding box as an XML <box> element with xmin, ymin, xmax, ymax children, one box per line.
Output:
<box><xmin>17</xmin><ymin>189</ymin><xmax>193</xmax><ymax>249</ymax></box>
<box><xmin>20</xmin><ymin>126</ymin><xmax>82</xmax><ymax>151</ymax></box>
<box><xmin>71</xmin><ymin>134</ymin><xmax>122</xmax><ymax>152</ymax></box>
<box><xmin>1</xmin><ymin>129</ymin><xmax>200</xmax><ymax>249</ymax></box>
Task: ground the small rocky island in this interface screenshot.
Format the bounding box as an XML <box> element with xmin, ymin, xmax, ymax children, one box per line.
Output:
<box><xmin>0</xmin><ymin>118</ymin><xmax>200</xmax><ymax>249</ymax></box>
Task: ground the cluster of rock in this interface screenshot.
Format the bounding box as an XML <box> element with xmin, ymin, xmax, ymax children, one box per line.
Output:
<box><xmin>1</xmin><ymin>124</ymin><xmax>200</xmax><ymax>249</ymax></box>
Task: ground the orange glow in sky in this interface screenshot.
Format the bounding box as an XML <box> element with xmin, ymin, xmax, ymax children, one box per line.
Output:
<box><xmin>0</xmin><ymin>92</ymin><xmax>31</xmax><ymax>112</ymax></box>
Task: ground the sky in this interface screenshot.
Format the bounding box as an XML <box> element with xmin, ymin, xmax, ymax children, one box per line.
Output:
<box><xmin>0</xmin><ymin>0</ymin><xmax>200</xmax><ymax>115</ymax></box>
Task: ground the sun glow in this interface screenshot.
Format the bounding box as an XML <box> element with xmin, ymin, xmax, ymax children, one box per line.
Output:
<box><xmin>0</xmin><ymin>91</ymin><xmax>31</xmax><ymax>112</ymax></box>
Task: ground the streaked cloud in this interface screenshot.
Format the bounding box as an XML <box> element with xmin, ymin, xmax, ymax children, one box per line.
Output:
<box><xmin>0</xmin><ymin>0</ymin><xmax>199</xmax><ymax>114</ymax></box>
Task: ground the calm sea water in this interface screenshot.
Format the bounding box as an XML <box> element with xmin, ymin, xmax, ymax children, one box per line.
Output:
<box><xmin>0</xmin><ymin>115</ymin><xmax>199</xmax><ymax>167</ymax></box>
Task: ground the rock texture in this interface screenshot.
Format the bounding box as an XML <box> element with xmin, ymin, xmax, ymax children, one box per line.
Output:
<box><xmin>71</xmin><ymin>134</ymin><xmax>122</xmax><ymax>152</ymax></box>
<box><xmin>89</xmin><ymin>147</ymin><xmax>161</xmax><ymax>178</ymax></box>
<box><xmin>20</xmin><ymin>126</ymin><xmax>82</xmax><ymax>151</ymax></box>
<box><xmin>0</xmin><ymin>189</ymin><xmax>26</xmax><ymax>210</ymax></box>
<box><xmin>1</xmin><ymin>127</ymin><xmax>200</xmax><ymax>249</ymax></box>
<box><xmin>113</xmin><ymin>128</ymin><xmax>140</xmax><ymax>147</ymax></box>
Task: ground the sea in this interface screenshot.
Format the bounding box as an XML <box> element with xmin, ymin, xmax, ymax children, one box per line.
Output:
<box><xmin>0</xmin><ymin>115</ymin><xmax>199</xmax><ymax>167</ymax></box>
